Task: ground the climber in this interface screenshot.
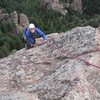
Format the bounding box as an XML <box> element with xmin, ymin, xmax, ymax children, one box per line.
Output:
<box><xmin>23</xmin><ymin>23</ymin><xmax>47</xmax><ymax>49</ymax></box>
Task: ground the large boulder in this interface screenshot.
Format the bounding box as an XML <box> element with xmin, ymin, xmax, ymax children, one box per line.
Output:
<box><xmin>0</xmin><ymin>9</ymin><xmax>9</xmax><ymax>21</ymax></box>
<box><xmin>10</xmin><ymin>11</ymin><xmax>29</xmax><ymax>34</ymax></box>
<box><xmin>0</xmin><ymin>13</ymin><xmax>9</xmax><ymax>21</ymax></box>
<box><xmin>19</xmin><ymin>13</ymin><xmax>29</xmax><ymax>27</ymax></box>
<box><xmin>10</xmin><ymin>11</ymin><xmax>18</xmax><ymax>25</ymax></box>
<box><xmin>0</xmin><ymin>9</ymin><xmax>29</xmax><ymax>34</ymax></box>
<box><xmin>43</xmin><ymin>0</ymin><xmax>83</xmax><ymax>14</ymax></box>
<box><xmin>43</xmin><ymin>0</ymin><xmax>67</xmax><ymax>15</ymax></box>
<box><xmin>71</xmin><ymin>0</ymin><xmax>83</xmax><ymax>13</ymax></box>
<box><xmin>0</xmin><ymin>26</ymin><xmax>100</xmax><ymax>100</ymax></box>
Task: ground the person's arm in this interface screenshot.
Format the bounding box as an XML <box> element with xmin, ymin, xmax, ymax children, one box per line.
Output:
<box><xmin>36</xmin><ymin>28</ymin><xmax>47</xmax><ymax>41</ymax></box>
<box><xmin>26</xmin><ymin>31</ymin><xmax>35</xmax><ymax>45</ymax></box>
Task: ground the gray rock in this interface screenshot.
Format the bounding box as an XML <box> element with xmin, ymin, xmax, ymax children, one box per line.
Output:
<box><xmin>0</xmin><ymin>13</ymin><xmax>9</xmax><ymax>21</ymax></box>
<box><xmin>71</xmin><ymin>0</ymin><xmax>83</xmax><ymax>13</ymax></box>
<box><xmin>10</xmin><ymin>11</ymin><xmax>29</xmax><ymax>34</ymax></box>
<box><xmin>0</xmin><ymin>9</ymin><xmax>29</xmax><ymax>34</ymax></box>
<box><xmin>43</xmin><ymin>0</ymin><xmax>83</xmax><ymax>14</ymax></box>
<box><xmin>10</xmin><ymin>11</ymin><xmax>18</xmax><ymax>25</ymax></box>
<box><xmin>0</xmin><ymin>26</ymin><xmax>100</xmax><ymax>100</ymax></box>
<box><xmin>0</xmin><ymin>9</ymin><xmax>9</xmax><ymax>21</ymax></box>
<box><xmin>19</xmin><ymin>13</ymin><xmax>29</xmax><ymax>27</ymax></box>
<box><xmin>43</xmin><ymin>0</ymin><xmax>67</xmax><ymax>15</ymax></box>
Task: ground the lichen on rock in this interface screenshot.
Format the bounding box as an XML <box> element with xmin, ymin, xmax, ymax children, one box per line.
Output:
<box><xmin>0</xmin><ymin>26</ymin><xmax>100</xmax><ymax>100</ymax></box>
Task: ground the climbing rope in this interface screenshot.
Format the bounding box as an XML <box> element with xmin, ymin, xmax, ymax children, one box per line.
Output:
<box><xmin>59</xmin><ymin>48</ymin><xmax>100</xmax><ymax>69</ymax></box>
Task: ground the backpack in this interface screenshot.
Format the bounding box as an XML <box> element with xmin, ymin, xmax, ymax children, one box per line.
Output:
<box><xmin>22</xmin><ymin>27</ymin><xmax>28</xmax><ymax>42</ymax></box>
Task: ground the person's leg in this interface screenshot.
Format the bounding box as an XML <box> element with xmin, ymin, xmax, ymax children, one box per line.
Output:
<box><xmin>25</xmin><ymin>38</ymin><xmax>36</xmax><ymax>49</ymax></box>
<box><xmin>25</xmin><ymin>41</ymin><xmax>31</xmax><ymax>50</ymax></box>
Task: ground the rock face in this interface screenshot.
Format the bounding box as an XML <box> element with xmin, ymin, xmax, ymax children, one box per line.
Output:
<box><xmin>0</xmin><ymin>9</ymin><xmax>9</xmax><ymax>21</ymax></box>
<box><xmin>71</xmin><ymin>0</ymin><xmax>83</xmax><ymax>13</ymax></box>
<box><xmin>10</xmin><ymin>11</ymin><xmax>18</xmax><ymax>25</ymax></box>
<box><xmin>0</xmin><ymin>26</ymin><xmax>100</xmax><ymax>100</ymax></box>
<box><xmin>10</xmin><ymin>11</ymin><xmax>29</xmax><ymax>33</ymax></box>
<box><xmin>0</xmin><ymin>9</ymin><xmax>29</xmax><ymax>34</ymax></box>
<box><xmin>19</xmin><ymin>13</ymin><xmax>29</xmax><ymax>27</ymax></box>
<box><xmin>43</xmin><ymin>0</ymin><xmax>67</xmax><ymax>15</ymax></box>
<box><xmin>43</xmin><ymin>0</ymin><xmax>83</xmax><ymax>14</ymax></box>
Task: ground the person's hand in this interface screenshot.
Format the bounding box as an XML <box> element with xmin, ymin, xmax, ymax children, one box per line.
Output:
<box><xmin>42</xmin><ymin>40</ymin><xmax>47</xmax><ymax>44</ymax></box>
<box><xmin>31</xmin><ymin>44</ymin><xmax>37</xmax><ymax>47</ymax></box>
<box><xmin>33</xmin><ymin>44</ymin><xmax>37</xmax><ymax>47</ymax></box>
<box><xmin>38</xmin><ymin>40</ymin><xmax>47</xmax><ymax>45</ymax></box>
<box><xmin>32</xmin><ymin>40</ymin><xmax>47</xmax><ymax>47</ymax></box>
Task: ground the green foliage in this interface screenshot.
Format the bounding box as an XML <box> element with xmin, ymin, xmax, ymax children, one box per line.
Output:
<box><xmin>14</xmin><ymin>37</ymin><xmax>24</xmax><ymax>50</ymax></box>
<box><xmin>0</xmin><ymin>31</ymin><xmax>23</xmax><ymax>58</ymax></box>
<box><xmin>0</xmin><ymin>46</ymin><xmax>10</xmax><ymax>56</ymax></box>
<box><xmin>0</xmin><ymin>49</ymin><xmax>5</xmax><ymax>58</ymax></box>
<box><xmin>0</xmin><ymin>20</ymin><xmax>15</xmax><ymax>33</ymax></box>
<box><xmin>82</xmin><ymin>0</ymin><xmax>100</xmax><ymax>15</ymax></box>
<box><xmin>86</xmin><ymin>16</ymin><xmax>100</xmax><ymax>27</ymax></box>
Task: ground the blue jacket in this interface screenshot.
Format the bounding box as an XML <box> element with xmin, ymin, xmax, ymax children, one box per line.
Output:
<box><xmin>25</xmin><ymin>28</ymin><xmax>47</xmax><ymax>44</ymax></box>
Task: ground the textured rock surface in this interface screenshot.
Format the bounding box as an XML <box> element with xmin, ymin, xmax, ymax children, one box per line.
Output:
<box><xmin>71</xmin><ymin>0</ymin><xmax>83</xmax><ymax>13</ymax></box>
<box><xmin>0</xmin><ymin>26</ymin><xmax>100</xmax><ymax>100</ymax></box>
<box><xmin>0</xmin><ymin>9</ymin><xmax>29</xmax><ymax>34</ymax></box>
<box><xmin>11</xmin><ymin>11</ymin><xmax>18</xmax><ymax>25</ymax></box>
<box><xmin>19</xmin><ymin>13</ymin><xmax>29</xmax><ymax>27</ymax></box>
<box><xmin>10</xmin><ymin>11</ymin><xmax>29</xmax><ymax>33</ymax></box>
<box><xmin>43</xmin><ymin>0</ymin><xmax>67</xmax><ymax>15</ymax></box>
<box><xmin>43</xmin><ymin>0</ymin><xmax>83</xmax><ymax>14</ymax></box>
<box><xmin>0</xmin><ymin>9</ymin><xmax>9</xmax><ymax>21</ymax></box>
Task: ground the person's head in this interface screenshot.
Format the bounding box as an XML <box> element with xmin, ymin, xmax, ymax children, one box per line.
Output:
<box><xmin>28</xmin><ymin>23</ymin><xmax>36</xmax><ymax>33</ymax></box>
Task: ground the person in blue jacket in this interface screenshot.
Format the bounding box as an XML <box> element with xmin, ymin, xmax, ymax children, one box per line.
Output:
<box><xmin>23</xmin><ymin>23</ymin><xmax>47</xmax><ymax>49</ymax></box>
